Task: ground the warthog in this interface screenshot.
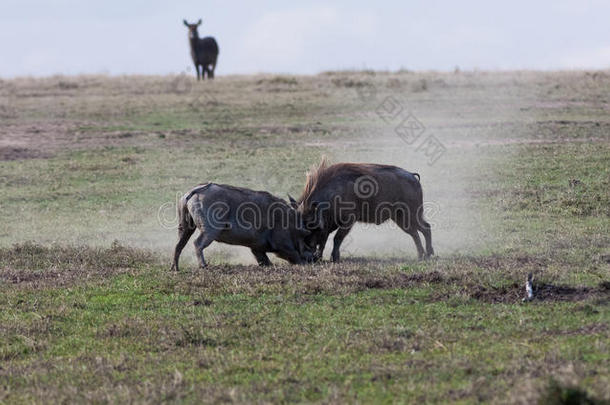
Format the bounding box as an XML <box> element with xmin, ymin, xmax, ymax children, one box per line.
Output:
<box><xmin>171</xmin><ymin>183</ymin><xmax>313</xmax><ymax>271</ymax></box>
<box><xmin>290</xmin><ymin>159</ymin><xmax>434</xmax><ymax>262</ymax></box>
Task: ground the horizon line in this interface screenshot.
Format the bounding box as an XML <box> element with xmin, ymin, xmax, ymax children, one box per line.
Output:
<box><xmin>3</xmin><ymin>67</ymin><xmax>610</xmax><ymax>81</ymax></box>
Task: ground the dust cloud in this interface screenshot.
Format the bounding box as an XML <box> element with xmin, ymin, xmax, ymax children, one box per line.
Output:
<box><xmin>304</xmin><ymin>72</ymin><xmax>531</xmax><ymax>260</ymax></box>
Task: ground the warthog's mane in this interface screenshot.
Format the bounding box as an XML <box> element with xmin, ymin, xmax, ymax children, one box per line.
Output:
<box><xmin>298</xmin><ymin>158</ymin><xmax>380</xmax><ymax>206</ymax></box>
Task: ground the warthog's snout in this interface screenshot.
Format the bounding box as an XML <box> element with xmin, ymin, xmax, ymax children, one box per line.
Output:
<box><xmin>302</xmin><ymin>249</ymin><xmax>315</xmax><ymax>264</ymax></box>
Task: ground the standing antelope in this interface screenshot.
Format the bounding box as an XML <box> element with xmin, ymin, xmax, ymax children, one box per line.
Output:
<box><xmin>183</xmin><ymin>19</ymin><xmax>219</xmax><ymax>80</ymax></box>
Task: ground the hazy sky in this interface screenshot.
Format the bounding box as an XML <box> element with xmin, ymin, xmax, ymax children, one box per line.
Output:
<box><xmin>1</xmin><ymin>0</ymin><xmax>608</xmax><ymax>77</ymax></box>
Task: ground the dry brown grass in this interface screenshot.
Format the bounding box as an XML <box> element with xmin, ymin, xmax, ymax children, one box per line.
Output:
<box><xmin>0</xmin><ymin>242</ymin><xmax>160</xmax><ymax>289</ymax></box>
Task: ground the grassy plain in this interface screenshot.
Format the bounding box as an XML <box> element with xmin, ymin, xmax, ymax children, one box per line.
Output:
<box><xmin>0</xmin><ymin>70</ymin><xmax>608</xmax><ymax>403</ymax></box>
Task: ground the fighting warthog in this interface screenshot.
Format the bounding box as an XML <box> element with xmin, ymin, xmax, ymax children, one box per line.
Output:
<box><xmin>171</xmin><ymin>183</ymin><xmax>313</xmax><ymax>271</ymax></box>
<box><xmin>290</xmin><ymin>159</ymin><xmax>434</xmax><ymax>261</ymax></box>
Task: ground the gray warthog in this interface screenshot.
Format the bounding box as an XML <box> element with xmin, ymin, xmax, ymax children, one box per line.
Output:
<box><xmin>290</xmin><ymin>159</ymin><xmax>434</xmax><ymax>262</ymax></box>
<box><xmin>171</xmin><ymin>183</ymin><xmax>313</xmax><ymax>271</ymax></box>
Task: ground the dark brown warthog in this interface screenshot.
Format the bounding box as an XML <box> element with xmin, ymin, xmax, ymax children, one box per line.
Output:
<box><xmin>290</xmin><ymin>159</ymin><xmax>434</xmax><ymax>262</ymax></box>
<box><xmin>171</xmin><ymin>183</ymin><xmax>313</xmax><ymax>271</ymax></box>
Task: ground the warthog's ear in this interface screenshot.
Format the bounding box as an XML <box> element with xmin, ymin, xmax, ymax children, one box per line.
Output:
<box><xmin>288</xmin><ymin>194</ymin><xmax>298</xmax><ymax>209</ymax></box>
<box><xmin>183</xmin><ymin>19</ymin><xmax>189</xmax><ymax>27</ymax></box>
<box><xmin>197</xmin><ymin>19</ymin><xmax>202</xmax><ymax>26</ymax></box>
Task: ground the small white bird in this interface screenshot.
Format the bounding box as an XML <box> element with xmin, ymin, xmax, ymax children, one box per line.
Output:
<box><xmin>523</xmin><ymin>273</ymin><xmax>534</xmax><ymax>301</ymax></box>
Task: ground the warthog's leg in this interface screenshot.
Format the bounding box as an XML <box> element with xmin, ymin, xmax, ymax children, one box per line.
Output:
<box><xmin>408</xmin><ymin>231</ymin><xmax>426</xmax><ymax>260</ymax></box>
<box><xmin>193</xmin><ymin>230</ymin><xmax>217</xmax><ymax>268</ymax></box>
<box><xmin>393</xmin><ymin>214</ymin><xmax>426</xmax><ymax>260</ymax></box>
<box><xmin>171</xmin><ymin>225</ymin><xmax>196</xmax><ymax>272</ymax></box>
<box><xmin>418</xmin><ymin>219</ymin><xmax>434</xmax><ymax>258</ymax></box>
<box><xmin>331</xmin><ymin>225</ymin><xmax>353</xmax><ymax>263</ymax></box>
<box><xmin>315</xmin><ymin>231</ymin><xmax>330</xmax><ymax>261</ymax></box>
<box><xmin>251</xmin><ymin>249</ymin><xmax>272</xmax><ymax>266</ymax></box>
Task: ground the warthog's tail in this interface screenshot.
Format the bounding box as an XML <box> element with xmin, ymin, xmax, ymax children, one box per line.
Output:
<box><xmin>184</xmin><ymin>183</ymin><xmax>211</xmax><ymax>202</ymax></box>
<box><xmin>171</xmin><ymin>183</ymin><xmax>211</xmax><ymax>271</ymax></box>
<box><xmin>412</xmin><ymin>177</ymin><xmax>434</xmax><ymax>258</ymax></box>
